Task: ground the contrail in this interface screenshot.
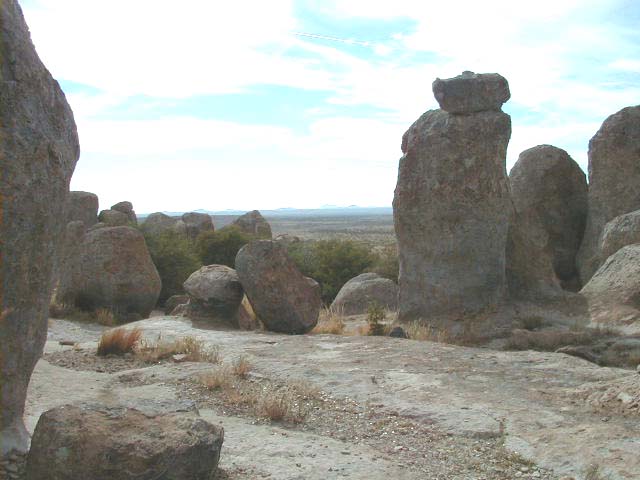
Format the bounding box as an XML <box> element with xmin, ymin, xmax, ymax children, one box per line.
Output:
<box><xmin>292</xmin><ymin>31</ymin><xmax>372</xmax><ymax>47</ymax></box>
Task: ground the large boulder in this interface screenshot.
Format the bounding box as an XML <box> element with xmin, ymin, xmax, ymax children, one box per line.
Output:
<box><xmin>98</xmin><ymin>209</ymin><xmax>131</xmax><ymax>226</ymax></box>
<box><xmin>53</xmin><ymin>221</ymin><xmax>86</xmax><ymax>305</ymax></box>
<box><xmin>142</xmin><ymin>212</ymin><xmax>178</xmax><ymax>235</ymax></box>
<box><xmin>330</xmin><ymin>273</ymin><xmax>398</xmax><ymax>315</ymax></box>
<box><xmin>235</xmin><ymin>240</ymin><xmax>321</xmax><ymax>334</ymax></box>
<box><xmin>393</xmin><ymin>72</ymin><xmax>512</xmax><ymax>323</ymax></box>
<box><xmin>68</xmin><ymin>191</ymin><xmax>99</xmax><ymax>227</ymax></box>
<box><xmin>179</xmin><ymin>212</ymin><xmax>214</xmax><ymax>239</ymax></box>
<box><xmin>577</xmin><ymin>105</ymin><xmax>640</xmax><ymax>283</ymax></box>
<box><xmin>0</xmin><ymin>0</ymin><xmax>79</xmax><ymax>456</ymax></box>
<box><xmin>26</xmin><ymin>403</ymin><xmax>224</xmax><ymax>480</ymax></box>
<box><xmin>600</xmin><ymin>210</ymin><xmax>640</xmax><ymax>261</ymax></box>
<box><xmin>68</xmin><ymin>226</ymin><xmax>161</xmax><ymax>320</ymax></box>
<box><xmin>183</xmin><ymin>265</ymin><xmax>244</xmax><ymax>318</ymax></box>
<box><xmin>111</xmin><ymin>200</ymin><xmax>137</xmax><ymax>225</ymax></box>
<box><xmin>432</xmin><ymin>71</ymin><xmax>510</xmax><ymax>114</ymax></box>
<box><xmin>231</xmin><ymin>210</ymin><xmax>272</xmax><ymax>238</ymax></box>
<box><xmin>509</xmin><ymin>145</ymin><xmax>587</xmax><ymax>290</ymax></box>
<box><xmin>580</xmin><ymin>244</ymin><xmax>640</xmax><ymax>330</ymax></box>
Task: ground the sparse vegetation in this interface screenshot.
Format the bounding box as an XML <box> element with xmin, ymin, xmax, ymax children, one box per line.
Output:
<box><xmin>200</xmin><ymin>366</ymin><xmax>233</xmax><ymax>391</ymax></box>
<box><xmin>505</xmin><ymin>326</ymin><xmax>615</xmax><ymax>352</ymax></box>
<box><xmin>257</xmin><ymin>390</ymin><xmax>307</xmax><ymax>424</ymax></box>
<box><xmin>584</xmin><ymin>464</ymin><xmax>610</xmax><ymax>480</ymax></box>
<box><xmin>50</xmin><ymin>301</ymin><xmax>119</xmax><ymax>326</ymax></box>
<box><xmin>288</xmin><ymin>239</ymin><xmax>375</xmax><ymax>303</ymax></box>
<box><xmin>232</xmin><ymin>355</ymin><xmax>251</xmax><ymax>378</ymax></box>
<box><xmin>367</xmin><ymin>301</ymin><xmax>386</xmax><ymax>336</ymax></box>
<box><xmin>311</xmin><ymin>307</ymin><xmax>346</xmax><ymax>335</ymax></box>
<box><xmin>136</xmin><ymin>335</ymin><xmax>220</xmax><ymax>363</ymax></box>
<box><xmin>94</xmin><ymin>308</ymin><xmax>117</xmax><ymax>326</ymax></box>
<box><xmin>369</xmin><ymin>244</ymin><xmax>399</xmax><ymax>282</ymax></box>
<box><xmin>404</xmin><ymin>320</ymin><xmax>451</xmax><ymax>343</ymax></box>
<box><xmin>97</xmin><ymin>328</ymin><xmax>142</xmax><ymax>356</ymax></box>
<box><xmin>195</xmin><ymin>226</ymin><xmax>252</xmax><ymax>268</ymax></box>
<box><xmin>142</xmin><ymin>229</ymin><xmax>201</xmax><ymax>305</ymax></box>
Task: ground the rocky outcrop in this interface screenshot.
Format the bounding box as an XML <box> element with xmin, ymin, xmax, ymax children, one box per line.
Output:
<box><xmin>98</xmin><ymin>209</ymin><xmax>131</xmax><ymax>227</ymax></box>
<box><xmin>0</xmin><ymin>0</ymin><xmax>79</xmax><ymax>456</ymax></box>
<box><xmin>164</xmin><ymin>294</ymin><xmax>189</xmax><ymax>314</ymax></box>
<box><xmin>393</xmin><ymin>72</ymin><xmax>512</xmax><ymax>323</ymax></box>
<box><xmin>53</xmin><ymin>221</ymin><xmax>86</xmax><ymax>305</ymax></box>
<box><xmin>65</xmin><ymin>226</ymin><xmax>161</xmax><ymax>320</ymax></box>
<box><xmin>600</xmin><ymin>210</ymin><xmax>640</xmax><ymax>262</ymax></box>
<box><xmin>178</xmin><ymin>212</ymin><xmax>214</xmax><ymax>240</ymax></box>
<box><xmin>68</xmin><ymin>191</ymin><xmax>99</xmax><ymax>227</ymax></box>
<box><xmin>183</xmin><ymin>265</ymin><xmax>244</xmax><ymax>318</ymax></box>
<box><xmin>330</xmin><ymin>273</ymin><xmax>398</xmax><ymax>315</ymax></box>
<box><xmin>577</xmin><ymin>105</ymin><xmax>640</xmax><ymax>283</ymax></box>
<box><xmin>142</xmin><ymin>212</ymin><xmax>178</xmax><ymax>235</ymax></box>
<box><xmin>111</xmin><ymin>200</ymin><xmax>137</xmax><ymax>225</ymax></box>
<box><xmin>432</xmin><ymin>71</ymin><xmax>510</xmax><ymax>114</ymax></box>
<box><xmin>231</xmin><ymin>210</ymin><xmax>272</xmax><ymax>238</ymax></box>
<box><xmin>235</xmin><ymin>240</ymin><xmax>321</xmax><ymax>334</ymax></box>
<box><xmin>580</xmin><ymin>244</ymin><xmax>640</xmax><ymax>329</ymax></box>
<box><xmin>509</xmin><ymin>145</ymin><xmax>587</xmax><ymax>290</ymax></box>
<box><xmin>26</xmin><ymin>403</ymin><xmax>224</xmax><ymax>480</ymax></box>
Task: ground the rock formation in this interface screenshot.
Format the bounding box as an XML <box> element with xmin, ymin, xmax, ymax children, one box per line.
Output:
<box><xmin>235</xmin><ymin>240</ymin><xmax>321</xmax><ymax>334</ymax></box>
<box><xmin>98</xmin><ymin>209</ymin><xmax>132</xmax><ymax>226</ymax></box>
<box><xmin>142</xmin><ymin>212</ymin><xmax>178</xmax><ymax>235</ymax></box>
<box><xmin>231</xmin><ymin>210</ymin><xmax>272</xmax><ymax>238</ymax></box>
<box><xmin>393</xmin><ymin>72</ymin><xmax>512</xmax><ymax>323</ymax></box>
<box><xmin>580</xmin><ymin>244</ymin><xmax>640</xmax><ymax>328</ymax></box>
<box><xmin>110</xmin><ymin>200</ymin><xmax>137</xmax><ymax>225</ymax></box>
<box><xmin>65</xmin><ymin>226</ymin><xmax>161</xmax><ymax>320</ymax></box>
<box><xmin>330</xmin><ymin>273</ymin><xmax>398</xmax><ymax>315</ymax></box>
<box><xmin>0</xmin><ymin>0</ymin><xmax>79</xmax><ymax>455</ymax></box>
<box><xmin>509</xmin><ymin>145</ymin><xmax>587</xmax><ymax>290</ymax></box>
<box><xmin>600</xmin><ymin>210</ymin><xmax>640</xmax><ymax>262</ymax></box>
<box><xmin>178</xmin><ymin>212</ymin><xmax>214</xmax><ymax>240</ymax></box>
<box><xmin>577</xmin><ymin>105</ymin><xmax>640</xmax><ymax>283</ymax></box>
<box><xmin>68</xmin><ymin>191</ymin><xmax>99</xmax><ymax>227</ymax></box>
<box><xmin>183</xmin><ymin>265</ymin><xmax>244</xmax><ymax>318</ymax></box>
<box><xmin>26</xmin><ymin>403</ymin><xmax>224</xmax><ymax>480</ymax></box>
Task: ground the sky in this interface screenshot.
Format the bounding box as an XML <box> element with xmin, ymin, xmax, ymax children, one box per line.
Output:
<box><xmin>21</xmin><ymin>0</ymin><xmax>640</xmax><ymax>213</ymax></box>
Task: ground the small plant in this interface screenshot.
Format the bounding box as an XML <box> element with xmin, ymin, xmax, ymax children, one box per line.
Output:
<box><xmin>97</xmin><ymin>328</ymin><xmax>142</xmax><ymax>356</ymax></box>
<box><xmin>232</xmin><ymin>355</ymin><xmax>251</xmax><ymax>378</ymax></box>
<box><xmin>584</xmin><ymin>464</ymin><xmax>610</xmax><ymax>480</ymax></box>
<box><xmin>312</xmin><ymin>307</ymin><xmax>345</xmax><ymax>335</ymax></box>
<box><xmin>257</xmin><ymin>390</ymin><xmax>308</xmax><ymax>424</ymax></box>
<box><xmin>94</xmin><ymin>308</ymin><xmax>117</xmax><ymax>326</ymax></box>
<box><xmin>137</xmin><ymin>335</ymin><xmax>220</xmax><ymax>363</ymax></box>
<box><xmin>367</xmin><ymin>301</ymin><xmax>386</xmax><ymax>336</ymax></box>
<box><xmin>200</xmin><ymin>366</ymin><xmax>232</xmax><ymax>391</ymax></box>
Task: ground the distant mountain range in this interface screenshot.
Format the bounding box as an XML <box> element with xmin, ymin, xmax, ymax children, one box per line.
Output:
<box><xmin>138</xmin><ymin>206</ymin><xmax>393</xmax><ymax>219</ymax></box>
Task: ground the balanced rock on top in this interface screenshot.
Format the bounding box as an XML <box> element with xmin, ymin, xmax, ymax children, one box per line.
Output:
<box><xmin>432</xmin><ymin>71</ymin><xmax>510</xmax><ymax>114</ymax></box>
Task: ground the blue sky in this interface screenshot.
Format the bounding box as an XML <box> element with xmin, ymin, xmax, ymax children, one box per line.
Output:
<box><xmin>22</xmin><ymin>0</ymin><xmax>640</xmax><ymax>213</ymax></box>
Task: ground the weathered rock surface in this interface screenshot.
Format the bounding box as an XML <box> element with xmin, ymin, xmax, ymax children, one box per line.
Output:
<box><xmin>164</xmin><ymin>294</ymin><xmax>189</xmax><ymax>314</ymax></box>
<box><xmin>330</xmin><ymin>273</ymin><xmax>398</xmax><ymax>315</ymax></box>
<box><xmin>68</xmin><ymin>191</ymin><xmax>99</xmax><ymax>227</ymax></box>
<box><xmin>141</xmin><ymin>212</ymin><xmax>178</xmax><ymax>235</ymax></box>
<box><xmin>580</xmin><ymin>244</ymin><xmax>640</xmax><ymax>330</ymax></box>
<box><xmin>183</xmin><ymin>265</ymin><xmax>244</xmax><ymax>318</ymax></box>
<box><xmin>577</xmin><ymin>105</ymin><xmax>640</xmax><ymax>283</ymax></box>
<box><xmin>235</xmin><ymin>240</ymin><xmax>321</xmax><ymax>333</ymax></box>
<box><xmin>231</xmin><ymin>210</ymin><xmax>272</xmax><ymax>238</ymax></box>
<box><xmin>98</xmin><ymin>209</ymin><xmax>131</xmax><ymax>227</ymax></box>
<box><xmin>53</xmin><ymin>221</ymin><xmax>86</xmax><ymax>305</ymax></box>
<box><xmin>26</xmin><ymin>403</ymin><xmax>224</xmax><ymax>480</ymax></box>
<box><xmin>0</xmin><ymin>0</ymin><xmax>79</xmax><ymax>456</ymax></box>
<box><xmin>509</xmin><ymin>145</ymin><xmax>587</xmax><ymax>290</ymax></box>
<box><xmin>393</xmin><ymin>73</ymin><xmax>512</xmax><ymax>323</ymax></box>
<box><xmin>111</xmin><ymin>200</ymin><xmax>137</xmax><ymax>225</ymax></box>
<box><xmin>179</xmin><ymin>212</ymin><xmax>214</xmax><ymax>239</ymax></box>
<box><xmin>600</xmin><ymin>210</ymin><xmax>640</xmax><ymax>262</ymax></box>
<box><xmin>432</xmin><ymin>71</ymin><xmax>510</xmax><ymax>114</ymax></box>
<box><xmin>68</xmin><ymin>226</ymin><xmax>161</xmax><ymax>320</ymax></box>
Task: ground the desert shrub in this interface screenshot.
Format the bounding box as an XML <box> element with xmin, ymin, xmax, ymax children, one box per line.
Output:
<box><xmin>288</xmin><ymin>239</ymin><xmax>375</xmax><ymax>304</ymax></box>
<box><xmin>232</xmin><ymin>355</ymin><xmax>251</xmax><ymax>378</ymax></box>
<box><xmin>257</xmin><ymin>390</ymin><xmax>307</xmax><ymax>424</ymax></box>
<box><xmin>97</xmin><ymin>328</ymin><xmax>142</xmax><ymax>356</ymax></box>
<box><xmin>195</xmin><ymin>226</ymin><xmax>252</xmax><ymax>268</ymax></box>
<box><xmin>137</xmin><ymin>335</ymin><xmax>220</xmax><ymax>363</ymax></box>
<box><xmin>367</xmin><ymin>301</ymin><xmax>386</xmax><ymax>336</ymax></box>
<box><xmin>370</xmin><ymin>245</ymin><xmax>399</xmax><ymax>282</ymax></box>
<box><xmin>311</xmin><ymin>307</ymin><xmax>346</xmax><ymax>335</ymax></box>
<box><xmin>143</xmin><ymin>229</ymin><xmax>201</xmax><ymax>305</ymax></box>
<box><xmin>200</xmin><ymin>366</ymin><xmax>232</xmax><ymax>391</ymax></box>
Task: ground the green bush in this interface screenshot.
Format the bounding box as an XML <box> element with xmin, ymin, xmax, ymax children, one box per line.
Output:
<box><xmin>367</xmin><ymin>301</ymin><xmax>386</xmax><ymax>336</ymax></box>
<box><xmin>288</xmin><ymin>239</ymin><xmax>375</xmax><ymax>304</ymax></box>
<box><xmin>195</xmin><ymin>226</ymin><xmax>252</xmax><ymax>268</ymax></box>
<box><xmin>143</xmin><ymin>230</ymin><xmax>201</xmax><ymax>305</ymax></box>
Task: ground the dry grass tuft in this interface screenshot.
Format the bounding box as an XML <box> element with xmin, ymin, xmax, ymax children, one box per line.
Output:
<box><xmin>232</xmin><ymin>355</ymin><xmax>251</xmax><ymax>378</ymax></box>
<box><xmin>404</xmin><ymin>321</ymin><xmax>451</xmax><ymax>343</ymax></box>
<box><xmin>97</xmin><ymin>328</ymin><xmax>142</xmax><ymax>356</ymax></box>
<box><xmin>312</xmin><ymin>307</ymin><xmax>346</xmax><ymax>335</ymax></box>
<box><xmin>94</xmin><ymin>308</ymin><xmax>117</xmax><ymax>326</ymax></box>
<box><xmin>137</xmin><ymin>335</ymin><xmax>220</xmax><ymax>363</ymax></box>
<box><xmin>584</xmin><ymin>464</ymin><xmax>610</xmax><ymax>480</ymax></box>
<box><xmin>505</xmin><ymin>326</ymin><xmax>616</xmax><ymax>352</ymax></box>
<box><xmin>257</xmin><ymin>390</ymin><xmax>307</xmax><ymax>424</ymax></box>
<box><xmin>200</xmin><ymin>366</ymin><xmax>233</xmax><ymax>391</ymax></box>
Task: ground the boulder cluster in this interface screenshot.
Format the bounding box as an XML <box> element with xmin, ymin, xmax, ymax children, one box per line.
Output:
<box><xmin>393</xmin><ymin>70</ymin><xmax>640</xmax><ymax>331</ymax></box>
